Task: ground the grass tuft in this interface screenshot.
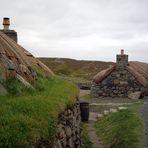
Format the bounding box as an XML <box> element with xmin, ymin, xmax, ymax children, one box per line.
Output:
<box><xmin>95</xmin><ymin>108</ymin><xmax>144</xmax><ymax>148</ymax></box>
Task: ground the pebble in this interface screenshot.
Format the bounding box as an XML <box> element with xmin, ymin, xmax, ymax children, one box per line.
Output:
<box><xmin>110</xmin><ymin>108</ymin><xmax>118</xmax><ymax>113</ymax></box>
<box><xmin>118</xmin><ymin>106</ymin><xmax>127</xmax><ymax>110</ymax></box>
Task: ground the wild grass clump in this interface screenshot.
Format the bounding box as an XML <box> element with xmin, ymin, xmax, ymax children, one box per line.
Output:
<box><xmin>95</xmin><ymin>108</ymin><xmax>144</xmax><ymax>148</ymax></box>
<box><xmin>4</xmin><ymin>78</ymin><xmax>35</xmax><ymax>96</ymax></box>
<box><xmin>0</xmin><ymin>78</ymin><xmax>79</xmax><ymax>147</ymax></box>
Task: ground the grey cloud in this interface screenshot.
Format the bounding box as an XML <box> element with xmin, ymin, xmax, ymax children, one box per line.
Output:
<box><xmin>0</xmin><ymin>0</ymin><xmax>148</xmax><ymax>62</ymax></box>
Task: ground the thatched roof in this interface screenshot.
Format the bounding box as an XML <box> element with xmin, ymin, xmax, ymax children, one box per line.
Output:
<box><xmin>93</xmin><ymin>65</ymin><xmax>115</xmax><ymax>84</ymax></box>
<box><xmin>0</xmin><ymin>31</ymin><xmax>54</xmax><ymax>82</ymax></box>
<box><xmin>127</xmin><ymin>62</ymin><xmax>148</xmax><ymax>87</ymax></box>
<box><xmin>93</xmin><ymin>61</ymin><xmax>148</xmax><ymax>87</ymax></box>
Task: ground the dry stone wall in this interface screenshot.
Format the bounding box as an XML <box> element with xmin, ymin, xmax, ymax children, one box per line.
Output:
<box><xmin>52</xmin><ymin>101</ymin><xmax>83</xmax><ymax>148</ymax></box>
<box><xmin>91</xmin><ymin>69</ymin><xmax>147</xmax><ymax>98</ymax></box>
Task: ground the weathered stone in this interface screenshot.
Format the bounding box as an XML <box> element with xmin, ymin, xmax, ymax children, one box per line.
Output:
<box><xmin>121</xmin><ymin>70</ymin><xmax>127</xmax><ymax>74</ymax></box>
<box><xmin>67</xmin><ymin>138</ymin><xmax>73</xmax><ymax>147</ymax></box>
<box><xmin>97</xmin><ymin>113</ymin><xmax>103</xmax><ymax>118</ymax></box>
<box><xmin>98</xmin><ymin>90</ymin><xmax>103</xmax><ymax>94</ymax></box>
<box><xmin>104</xmin><ymin>110</ymin><xmax>109</xmax><ymax>115</ymax></box>
<box><xmin>112</xmin><ymin>87</ymin><xmax>116</xmax><ymax>90</ymax></box>
<box><xmin>113</xmin><ymin>90</ymin><xmax>118</xmax><ymax>94</ymax></box>
<box><xmin>110</xmin><ymin>108</ymin><xmax>118</xmax><ymax>113</ymax></box>
<box><xmin>116</xmin><ymin>74</ymin><xmax>120</xmax><ymax>77</ymax></box>
<box><xmin>135</xmin><ymin>87</ymin><xmax>140</xmax><ymax>91</ymax></box>
<box><xmin>128</xmin><ymin>91</ymin><xmax>141</xmax><ymax>99</ymax></box>
<box><xmin>118</xmin><ymin>106</ymin><xmax>127</xmax><ymax>110</ymax></box>
<box><xmin>58</xmin><ymin>129</ymin><xmax>65</xmax><ymax>139</ymax></box>
<box><xmin>65</xmin><ymin>126</ymin><xmax>72</xmax><ymax>138</ymax></box>
<box><xmin>53</xmin><ymin>140</ymin><xmax>62</xmax><ymax>148</ymax></box>
<box><xmin>52</xmin><ymin>103</ymin><xmax>82</xmax><ymax>148</ymax></box>
<box><xmin>60</xmin><ymin>137</ymin><xmax>67</xmax><ymax>148</ymax></box>
<box><xmin>114</xmin><ymin>79</ymin><xmax>119</xmax><ymax>85</ymax></box>
<box><xmin>119</xmin><ymin>81</ymin><xmax>128</xmax><ymax>86</ymax></box>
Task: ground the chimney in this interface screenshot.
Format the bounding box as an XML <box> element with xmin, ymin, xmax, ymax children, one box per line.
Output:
<box><xmin>116</xmin><ymin>49</ymin><xmax>128</xmax><ymax>70</ymax></box>
<box><xmin>1</xmin><ymin>17</ymin><xmax>17</xmax><ymax>42</ymax></box>
<box><xmin>121</xmin><ymin>49</ymin><xmax>124</xmax><ymax>55</ymax></box>
<box><xmin>3</xmin><ymin>17</ymin><xmax>10</xmax><ymax>30</ymax></box>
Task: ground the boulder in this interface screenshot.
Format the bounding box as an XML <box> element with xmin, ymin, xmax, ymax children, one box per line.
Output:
<box><xmin>128</xmin><ymin>91</ymin><xmax>141</xmax><ymax>99</ymax></box>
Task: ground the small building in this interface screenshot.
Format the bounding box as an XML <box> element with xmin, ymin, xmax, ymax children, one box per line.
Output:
<box><xmin>0</xmin><ymin>17</ymin><xmax>54</xmax><ymax>89</ymax></box>
<box><xmin>91</xmin><ymin>50</ymin><xmax>148</xmax><ymax>99</ymax></box>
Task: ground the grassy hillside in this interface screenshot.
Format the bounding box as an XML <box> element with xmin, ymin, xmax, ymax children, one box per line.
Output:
<box><xmin>0</xmin><ymin>77</ymin><xmax>79</xmax><ymax>147</ymax></box>
<box><xmin>38</xmin><ymin>58</ymin><xmax>114</xmax><ymax>81</ymax></box>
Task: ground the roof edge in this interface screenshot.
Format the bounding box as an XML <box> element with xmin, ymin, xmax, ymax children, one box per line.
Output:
<box><xmin>127</xmin><ymin>66</ymin><xmax>148</xmax><ymax>87</ymax></box>
<box><xmin>93</xmin><ymin>65</ymin><xmax>115</xmax><ymax>84</ymax></box>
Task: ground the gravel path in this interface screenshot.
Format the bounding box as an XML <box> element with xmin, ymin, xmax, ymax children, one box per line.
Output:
<box><xmin>80</xmin><ymin>90</ymin><xmax>148</xmax><ymax>147</ymax></box>
<box><xmin>140</xmin><ymin>101</ymin><xmax>148</xmax><ymax>148</ymax></box>
<box><xmin>87</xmin><ymin>112</ymin><xmax>103</xmax><ymax>148</ymax></box>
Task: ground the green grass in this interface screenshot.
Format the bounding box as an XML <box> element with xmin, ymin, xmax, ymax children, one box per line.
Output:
<box><xmin>79</xmin><ymin>94</ymin><xmax>93</xmax><ymax>100</ymax></box>
<box><xmin>95</xmin><ymin>106</ymin><xmax>144</xmax><ymax>148</ymax></box>
<box><xmin>0</xmin><ymin>78</ymin><xmax>79</xmax><ymax>147</ymax></box>
<box><xmin>82</xmin><ymin>123</ymin><xmax>92</xmax><ymax>148</ymax></box>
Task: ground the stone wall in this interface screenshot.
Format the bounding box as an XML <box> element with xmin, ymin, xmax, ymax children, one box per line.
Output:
<box><xmin>91</xmin><ymin>68</ymin><xmax>146</xmax><ymax>98</ymax></box>
<box><xmin>52</xmin><ymin>101</ymin><xmax>83</xmax><ymax>148</ymax></box>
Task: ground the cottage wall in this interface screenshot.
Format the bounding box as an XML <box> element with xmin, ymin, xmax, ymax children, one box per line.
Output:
<box><xmin>91</xmin><ymin>68</ymin><xmax>146</xmax><ymax>98</ymax></box>
<box><xmin>52</xmin><ymin>101</ymin><xmax>83</xmax><ymax>148</ymax></box>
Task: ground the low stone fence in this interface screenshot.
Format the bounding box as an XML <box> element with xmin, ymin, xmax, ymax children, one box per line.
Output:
<box><xmin>52</xmin><ymin>101</ymin><xmax>83</xmax><ymax>148</ymax></box>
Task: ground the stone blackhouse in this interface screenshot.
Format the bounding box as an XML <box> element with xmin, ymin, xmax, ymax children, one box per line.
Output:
<box><xmin>0</xmin><ymin>17</ymin><xmax>83</xmax><ymax>147</ymax></box>
<box><xmin>0</xmin><ymin>17</ymin><xmax>54</xmax><ymax>88</ymax></box>
<box><xmin>91</xmin><ymin>50</ymin><xmax>148</xmax><ymax>99</ymax></box>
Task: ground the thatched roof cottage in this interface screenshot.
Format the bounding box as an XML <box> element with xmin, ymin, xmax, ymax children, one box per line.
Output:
<box><xmin>91</xmin><ymin>50</ymin><xmax>148</xmax><ymax>99</ymax></box>
<box><xmin>0</xmin><ymin>17</ymin><xmax>53</xmax><ymax>94</ymax></box>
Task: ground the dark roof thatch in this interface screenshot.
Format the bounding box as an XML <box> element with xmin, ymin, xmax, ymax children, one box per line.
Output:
<box><xmin>93</xmin><ymin>61</ymin><xmax>148</xmax><ymax>87</ymax></box>
<box><xmin>0</xmin><ymin>31</ymin><xmax>54</xmax><ymax>82</ymax></box>
<box><xmin>127</xmin><ymin>62</ymin><xmax>148</xmax><ymax>87</ymax></box>
<box><xmin>93</xmin><ymin>65</ymin><xmax>115</xmax><ymax>84</ymax></box>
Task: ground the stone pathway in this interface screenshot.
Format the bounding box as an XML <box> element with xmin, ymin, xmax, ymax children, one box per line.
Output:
<box><xmin>80</xmin><ymin>89</ymin><xmax>147</xmax><ymax>148</ymax></box>
<box><xmin>139</xmin><ymin>101</ymin><xmax>148</xmax><ymax>148</ymax></box>
<box><xmin>87</xmin><ymin>112</ymin><xmax>103</xmax><ymax>148</ymax></box>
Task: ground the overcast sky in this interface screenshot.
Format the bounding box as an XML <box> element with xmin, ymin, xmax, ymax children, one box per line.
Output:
<box><xmin>0</xmin><ymin>0</ymin><xmax>148</xmax><ymax>62</ymax></box>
